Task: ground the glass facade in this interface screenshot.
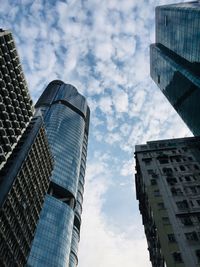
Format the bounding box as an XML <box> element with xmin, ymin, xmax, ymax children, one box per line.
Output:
<box><xmin>27</xmin><ymin>81</ymin><xmax>90</xmax><ymax>267</ymax></box>
<box><xmin>150</xmin><ymin>2</ymin><xmax>200</xmax><ymax>135</ymax></box>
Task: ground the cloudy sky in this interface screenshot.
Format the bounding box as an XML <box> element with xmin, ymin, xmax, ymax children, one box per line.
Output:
<box><xmin>0</xmin><ymin>0</ymin><xmax>192</xmax><ymax>266</ymax></box>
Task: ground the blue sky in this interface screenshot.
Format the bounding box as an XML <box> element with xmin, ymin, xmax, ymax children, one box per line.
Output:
<box><xmin>0</xmin><ymin>0</ymin><xmax>191</xmax><ymax>266</ymax></box>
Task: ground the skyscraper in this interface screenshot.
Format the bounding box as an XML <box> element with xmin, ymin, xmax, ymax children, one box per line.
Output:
<box><xmin>135</xmin><ymin>137</ymin><xmax>200</xmax><ymax>267</ymax></box>
<box><xmin>0</xmin><ymin>30</ymin><xmax>53</xmax><ymax>266</ymax></box>
<box><xmin>0</xmin><ymin>29</ymin><xmax>33</xmax><ymax>170</ymax></box>
<box><xmin>27</xmin><ymin>81</ymin><xmax>90</xmax><ymax>267</ymax></box>
<box><xmin>150</xmin><ymin>2</ymin><xmax>200</xmax><ymax>135</ymax></box>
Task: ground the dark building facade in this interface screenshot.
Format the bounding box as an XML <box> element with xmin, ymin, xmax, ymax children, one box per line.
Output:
<box><xmin>27</xmin><ymin>81</ymin><xmax>90</xmax><ymax>267</ymax></box>
<box><xmin>0</xmin><ymin>116</ymin><xmax>53</xmax><ymax>266</ymax></box>
<box><xmin>135</xmin><ymin>137</ymin><xmax>200</xmax><ymax>267</ymax></box>
<box><xmin>150</xmin><ymin>2</ymin><xmax>200</xmax><ymax>135</ymax></box>
<box><xmin>0</xmin><ymin>30</ymin><xmax>53</xmax><ymax>266</ymax></box>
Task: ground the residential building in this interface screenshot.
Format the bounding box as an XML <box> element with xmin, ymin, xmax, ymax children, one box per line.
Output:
<box><xmin>150</xmin><ymin>2</ymin><xmax>200</xmax><ymax>135</ymax></box>
<box><xmin>27</xmin><ymin>80</ymin><xmax>90</xmax><ymax>267</ymax></box>
<box><xmin>0</xmin><ymin>29</ymin><xmax>33</xmax><ymax>170</ymax></box>
<box><xmin>135</xmin><ymin>137</ymin><xmax>200</xmax><ymax>267</ymax></box>
<box><xmin>0</xmin><ymin>30</ymin><xmax>53</xmax><ymax>266</ymax></box>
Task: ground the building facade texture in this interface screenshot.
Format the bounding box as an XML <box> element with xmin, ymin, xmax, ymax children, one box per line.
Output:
<box><xmin>0</xmin><ymin>30</ymin><xmax>53</xmax><ymax>266</ymax></box>
<box><xmin>27</xmin><ymin>81</ymin><xmax>90</xmax><ymax>267</ymax></box>
<box><xmin>0</xmin><ymin>30</ymin><xmax>33</xmax><ymax>170</ymax></box>
<box><xmin>135</xmin><ymin>137</ymin><xmax>200</xmax><ymax>267</ymax></box>
<box><xmin>150</xmin><ymin>2</ymin><xmax>200</xmax><ymax>135</ymax></box>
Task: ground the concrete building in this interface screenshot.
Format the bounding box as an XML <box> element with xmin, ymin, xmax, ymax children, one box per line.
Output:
<box><xmin>135</xmin><ymin>137</ymin><xmax>200</xmax><ymax>267</ymax></box>
<box><xmin>0</xmin><ymin>30</ymin><xmax>53</xmax><ymax>266</ymax></box>
<box><xmin>0</xmin><ymin>29</ymin><xmax>33</xmax><ymax>170</ymax></box>
<box><xmin>150</xmin><ymin>2</ymin><xmax>200</xmax><ymax>135</ymax></box>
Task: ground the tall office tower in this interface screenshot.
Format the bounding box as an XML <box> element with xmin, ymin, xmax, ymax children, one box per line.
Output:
<box><xmin>27</xmin><ymin>80</ymin><xmax>90</xmax><ymax>267</ymax></box>
<box><xmin>0</xmin><ymin>29</ymin><xmax>54</xmax><ymax>266</ymax></box>
<box><xmin>150</xmin><ymin>2</ymin><xmax>200</xmax><ymax>135</ymax></box>
<box><xmin>135</xmin><ymin>137</ymin><xmax>200</xmax><ymax>267</ymax></box>
<box><xmin>0</xmin><ymin>29</ymin><xmax>33</xmax><ymax>170</ymax></box>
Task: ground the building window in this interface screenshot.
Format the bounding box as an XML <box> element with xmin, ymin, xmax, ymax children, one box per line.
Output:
<box><xmin>163</xmin><ymin>167</ymin><xmax>173</xmax><ymax>175</ymax></box>
<box><xmin>185</xmin><ymin>176</ymin><xmax>191</xmax><ymax>182</ymax></box>
<box><xmin>147</xmin><ymin>169</ymin><xmax>154</xmax><ymax>174</ymax></box>
<box><xmin>185</xmin><ymin>232</ymin><xmax>198</xmax><ymax>241</ymax></box>
<box><xmin>180</xmin><ymin>216</ymin><xmax>193</xmax><ymax>226</ymax></box>
<box><xmin>151</xmin><ymin>179</ymin><xmax>157</xmax><ymax>185</ymax></box>
<box><xmin>180</xmin><ymin>165</ymin><xmax>186</xmax><ymax>171</ymax></box>
<box><xmin>197</xmin><ymin>200</ymin><xmax>200</xmax><ymax>206</ymax></box>
<box><xmin>154</xmin><ymin>190</ymin><xmax>160</xmax><ymax>197</ymax></box>
<box><xmin>157</xmin><ymin>74</ymin><xmax>160</xmax><ymax>84</ymax></box>
<box><xmin>176</xmin><ymin>200</ymin><xmax>189</xmax><ymax>210</ymax></box>
<box><xmin>173</xmin><ymin>252</ymin><xmax>183</xmax><ymax>263</ymax></box>
<box><xmin>162</xmin><ymin>217</ymin><xmax>170</xmax><ymax>225</ymax></box>
<box><xmin>142</xmin><ymin>158</ymin><xmax>152</xmax><ymax>165</ymax></box>
<box><xmin>158</xmin><ymin>156</ymin><xmax>169</xmax><ymax>164</ymax></box>
<box><xmin>171</xmin><ymin>187</ymin><xmax>182</xmax><ymax>196</ymax></box>
<box><xmin>164</xmin><ymin>15</ymin><xmax>168</xmax><ymax>26</ymax></box>
<box><xmin>196</xmin><ymin>250</ymin><xmax>200</xmax><ymax>262</ymax></box>
<box><xmin>194</xmin><ymin>164</ymin><xmax>199</xmax><ymax>170</ymax></box>
<box><xmin>168</xmin><ymin>234</ymin><xmax>176</xmax><ymax>243</ymax></box>
<box><xmin>158</xmin><ymin>202</ymin><xmax>165</xmax><ymax>209</ymax></box>
<box><xmin>166</xmin><ymin>177</ymin><xmax>177</xmax><ymax>185</ymax></box>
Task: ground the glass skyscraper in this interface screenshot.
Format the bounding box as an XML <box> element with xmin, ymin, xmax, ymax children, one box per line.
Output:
<box><xmin>150</xmin><ymin>2</ymin><xmax>200</xmax><ymax>135</ymax></box>
<box><xmin>27</xmin><ymin>80</ymin><xmax>90</xmax><ymax>267</ymax></box>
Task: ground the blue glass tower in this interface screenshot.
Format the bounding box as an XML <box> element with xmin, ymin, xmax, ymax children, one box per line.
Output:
<box><xmin>150</xmin><ymin>2</ymin><xmax>200</xmax><ymax>135</ymax></box>
<box><xmin>27</xmin><ymin>81</ymin><xmax>90</xmax><ymax>267</ymax></box>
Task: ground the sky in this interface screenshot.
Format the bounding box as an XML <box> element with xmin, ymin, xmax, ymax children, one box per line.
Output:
<box><xmin>0</xmin><ymin>0</ymin><xmax>192</xmax><ymax>266</ymax></box>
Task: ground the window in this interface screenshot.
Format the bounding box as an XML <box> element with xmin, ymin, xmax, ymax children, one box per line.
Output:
<box><xmin>166</xmin><ymin>177</ymin><xmax>177</xmax><ymax>185</ymax></box>
<box><xmin>171</xmin><ymin>187</ymin><xmax>182</xmax><ymax>196</ymax></box>
<box><xmin>147</xmin><ymin>169</ymin><xmax>154</xmax><ymax>174</ymax></box>
<box><xmin>185</xmin><ymin>176</ymin><xmax>191</xmax><ymax>182</ymax></box>
<box><xmin>158</xmin><ymin>156</ymin><xmax>168</xmax><ymax>164</ymax></box>
<box><xmin>157</xmin><ymin>74</ymin><xmax>160</xmax><ymax>84</ymax></box>
<box><xmin>164</xmin><ymin>15</ymin><xmax>168</xmax><ymax>26</ymax></box>
<box><xmin>162</xmin><ymin>217</ymin><xmax>170</xmax><ymax>225</ymax></box>
<box><xmin>173</xmin><ymin>252</ymin><xmax>183</xmax><ymax>263</ymax></box>
<box><xmin>158</xmin><ymin>202</ymin><xmax>165</xmax><ymax>210</ymax></box>
<box><xmin>194</xmin><ymin>164</ymin><xmax>199</xmax><ymax>170</ymax></box>
<box><xmin>180</xmin><ymin>216</ymin><xmax>193</xmax><ymax>226</ymax></box>
<box><xmin>185</xmin><ymin>232</ymin><xmax>198</xmax><ymax>241</ymax></box>
<box><xmin>168</xmin><ymin>234</ymin><xmax>176</xmax><ymax>243</ymax></box>
<box><xmin>142</xmin><ymin>158</ymin><xmax>152</xmax><ymax>165</ymax></box>
<box><xmin>176</xmin><ymin>200</ymin><xmax>189</xmax><ymax>210</ymax></box>
<box><xmin>196</xmin><ymin>250</ymin><xmax>200</xmax><ymax>262</ymax></box>
<box><xmin>163</xmin><ymin>167</ymin><xmax>173</xmax><ymax>175</ymax></box>
<box><xmin>151</xmin><ymin>179</ymin><xmax>157</xmax><ymax>185</ymax></box>
<box><xmin>154</xmin><ymin>190</ymin><xmax>160</xmax><ymax>197</ymax></box>
<box><xmin>180</xmin><ymin>165</ymin><xmax>186</xmax><ymax>171</ymax></box>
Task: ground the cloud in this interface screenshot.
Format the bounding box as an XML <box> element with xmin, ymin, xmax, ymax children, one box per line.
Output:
<box><xmin>79</xmin><ymin>157</ymin><xmax>151</xmax><ymax>267</ymax></box>
<box><xmin>1</xmin><ymin>0</ymin><xmax>191</xmax><ymax>266</ymax></box>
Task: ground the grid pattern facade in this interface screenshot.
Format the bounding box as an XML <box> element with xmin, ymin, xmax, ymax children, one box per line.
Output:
<box><xmin>0</xmin><ymin>117</ymin><xmax>53</xmax><ymax>267</ymax></box>
<box><xmin>135</xmin><ymin>137</ymin><xmax>200</xmax><ymax>267</ymax></box>
<box><xmin>150</xmin><ymin>2</ymin><xmax>200</xmax><ymax>135</ymax></box>
<box><xmin>27</xmin><ymin>81</ymin><xmax>90</xmax><ymax>267</ymax></box>
<box><xmin>0</xmin><ymin>30</ymin><xmax>33</xmax><ymax>169</ymax></box>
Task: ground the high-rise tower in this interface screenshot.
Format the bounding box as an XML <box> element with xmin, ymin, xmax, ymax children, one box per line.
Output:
<box><xmin>27</xmin><ymin>81</ymin><xmax>90</xmax><ymax>267</ymax></box>
<box><xmin>135</xmin><ymin>137</ymin><xmax>200</xmax><ymax>267</ymax></box>
<box><xmin>150</xmin><ymin>2</ymin><xmax>200</xmax><ymax>135</ymax></box>
<box><xmin>0</xmin><ymin>30</ymin><xmax>53</xmax><ymax>266</ymax></box>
